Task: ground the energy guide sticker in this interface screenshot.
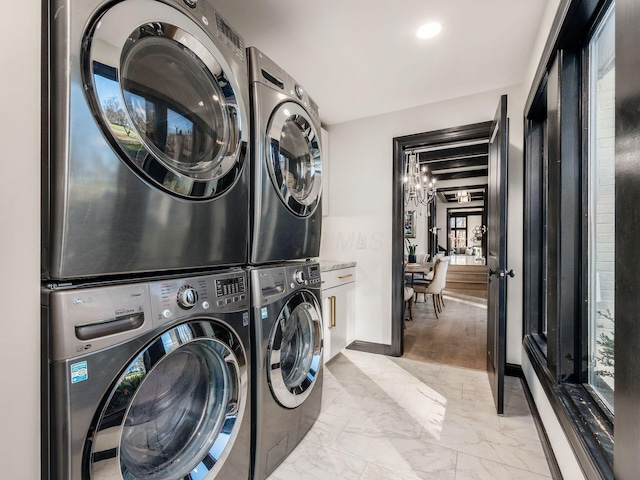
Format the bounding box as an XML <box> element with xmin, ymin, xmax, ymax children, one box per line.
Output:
<box><xmin>71</xmin><ymin>361</ymin><xmax>88</xmax><ymax>384</ymax></box>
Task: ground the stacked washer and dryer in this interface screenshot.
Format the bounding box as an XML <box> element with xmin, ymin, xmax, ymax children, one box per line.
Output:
<box><xmin>42</xmin><ymin>1</ymin><xmax>325</xmax><ymax>480</ymax></box>
<box><xmin>246</xmin><ymin>46</ymin><xmax>325</xmax><ymax>480</ymax></box>
<box><xmin>42</xmin><ymin>0</ymin><xmax>254</xmax><ymax>479</ymax></box>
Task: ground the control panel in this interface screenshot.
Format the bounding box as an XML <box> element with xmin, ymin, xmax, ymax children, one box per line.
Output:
<box><xmin>46</xmin><ymin>270</ymin><xmax>249</xmax><ymax>361</ymax></box>
<box><xmin>149</xmin><ymin>271</ymin><xmax>248</xmax><ymax>326</ymax></box>
<box><xmin>171</xmin><ymin>0</ymin><xmax>246</xmax><ymax>62</ymax></box>
<box><xmin>251</xmin><ymin>261</ymin><xmax>321</xmax><ymax>306</ymax></box>
<box><xmin>285</xmin><ymin>262</ymin><xmax>322</xmax><ymax>289</ymax></box>
<box><xmin>214</xmin><ymin>275</ymin><xmax>247</xmax><ymax>306</ymax></box>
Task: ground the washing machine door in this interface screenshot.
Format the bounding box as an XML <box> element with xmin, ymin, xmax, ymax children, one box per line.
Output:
<box><xmin>84</xmin><ymin>0</ymin><xmax>246</xmax><ymax>199</ymax></box>
<box><xmin>88</xmin><ymin>320</ymin><xmax>247</xmax><ymax>480</ymax></box>
<box><xmin>267</xmin><ymin>291</ymin><xmax>323</xmax><ymax>408</ymax></box>
<box><xmin>267</xmin><ymin>102</ymin><xmax>322</xmax><ymax>216</ymax></box>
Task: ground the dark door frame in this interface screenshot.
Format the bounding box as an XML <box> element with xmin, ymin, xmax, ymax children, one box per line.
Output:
<box><xmin>390</xmin><ymin>121</ymin><xmax>493</xmax><ymax>355</ymax></box>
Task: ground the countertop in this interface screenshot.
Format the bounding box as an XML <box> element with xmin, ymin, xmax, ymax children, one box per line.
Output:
<box><xmin>318</xmin><ymin>260</ymin><xmax>356</xmax><ymax>272</ymax></box>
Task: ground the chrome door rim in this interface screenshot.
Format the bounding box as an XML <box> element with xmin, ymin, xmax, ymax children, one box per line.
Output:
<box><xmin>83</xmin><ymin>0</ymin><xmax>247</xmax><ymax>199</ymax></box>
<box><xmin>267</xmin><ymin>102</ymin><xmax>322</xmax><ymax>216</ymax></box>
<box><xmin>87</xmin><ymin>320</ymin><xmax>247</xmax><ymax>480</ymax></box>
<box><xmin>267</xmin><ymin>291</ymin><xmax>323</xmax><ymax>408</ymax></box>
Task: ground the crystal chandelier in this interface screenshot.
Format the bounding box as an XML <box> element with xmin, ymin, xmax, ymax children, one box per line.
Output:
<box><xmin>403</xmin><ymin>152</ymin><xmax>436</xmax><ymax>206</ymax></box>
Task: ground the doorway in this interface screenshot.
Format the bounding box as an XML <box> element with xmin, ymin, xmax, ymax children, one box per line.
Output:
<box><xmin>391</xmin><ymin>121</ymin><xmax>493</xmax><ymax>363</ymax></box>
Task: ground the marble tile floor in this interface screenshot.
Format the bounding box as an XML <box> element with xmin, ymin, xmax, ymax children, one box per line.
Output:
<box><xmin>267</xmin><ymin>349</ymin><xmax>551</xmax><ymax>480</ymax></box>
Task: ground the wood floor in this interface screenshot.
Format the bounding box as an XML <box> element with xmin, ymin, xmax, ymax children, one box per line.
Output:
<box><xmin>403</xmin><ymin>290</ymin><xmax>488</xmax><ymax>370</ymax></box>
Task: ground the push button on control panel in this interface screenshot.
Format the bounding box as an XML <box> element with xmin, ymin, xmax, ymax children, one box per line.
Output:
<box><xmin>215</xmin><ymin>275</ymin><xmax>246</xmax><ymax>306</ymax></box>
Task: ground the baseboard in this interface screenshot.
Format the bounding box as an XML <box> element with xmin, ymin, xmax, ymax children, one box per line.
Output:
<box><xmin>346</xmin><ymin>340</ymin><xmax>394</xmax><ymax>356</ymax></box>
<box><xmin>505</xmin><ymin>362</ymin><xmax>524</xmax><ymax>378</ymax></box>
<box><xmin>520</xmin><ymin>374</ymin><xmax>564</xmax><ymax>480</ymax></box>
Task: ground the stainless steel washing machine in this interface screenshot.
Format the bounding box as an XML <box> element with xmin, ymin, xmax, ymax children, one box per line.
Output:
<box><xmin>249</xmin><ymin>261</ymin><xmax>323</xmax><ymax>480</ymax></box>
<box><xmin>44</xmin><ymin>0</ymin><xmax>250</xmax><ymax>280</ymax></box>
<box><xmin>247</xmin><ymin>47</ymin><xmax>323</xmax><ymax>265</ymax></box>
<box><xmin>42</xmin><ymin>269</ymin><xmax>251</xmax><ymax>480</ymax></box>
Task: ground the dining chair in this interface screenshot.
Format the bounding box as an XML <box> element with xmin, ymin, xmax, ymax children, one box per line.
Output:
<box><xmin>413</xmin><ymin>257</ymin><xmax>449</xmax><ymax>318</ymax></box>
<box><xmin>402</xmin><ymin>262</ymin><xmax>414</xmax><ymax>321</ymax></box>
<box><xmin>436</xmin><ymin>256</ymin><xmax>449</xmax><ymax>310</ymax></box>
<box><xmin>404</xmin><ymin>285</ymin><xmax>414</xmax><ymax>321</ymax></box>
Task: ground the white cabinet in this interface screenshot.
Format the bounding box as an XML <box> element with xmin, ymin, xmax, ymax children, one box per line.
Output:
<box><xmin>321</xmin><ymin>266</ymin><xmax>355</xmax><ymax>363</ymax></box>
<box><xmin>321</xmin><ymin>127</ymin><xmax>329</xmax><ymax>217</ymax></box>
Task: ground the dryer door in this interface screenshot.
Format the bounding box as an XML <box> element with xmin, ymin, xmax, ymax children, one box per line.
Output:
<box><xmin>84</xmin><ymin>0</ymin><xmax>247</xmax><ymax>199</ymax></box>
<box><xmin>267</xmin><ymin>291</ymin><xmax>323</xmax><ymax>408</ymax></box>
<box><xmin>88</xmin><ymin>320</ymin><xmax>247</xmax><ymax>480</ymax></box>
<box><xmin>267</xmin><ymin>102</ymin><xmax>322</xmax><ymax>216</ymax></box>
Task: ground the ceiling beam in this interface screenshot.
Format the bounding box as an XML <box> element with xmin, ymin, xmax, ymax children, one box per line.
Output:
<box><xmin>436</xmin><ymin>183</ymin><xmax>487</xmax><ymax>193</ymax></box>
<box><xmin>418</xmin><ymin>143</ymin><xmax>488</xmax><ymax>162</ymax></box>
<box><xmin>434</xmin><ymin>169</ymin><xmax>488</xmax><ymax>181</ymax></box>
<box><xmin>422</xmin><ymin>156</ymin><xmax>488</xmax><ymax>173</ymax></box>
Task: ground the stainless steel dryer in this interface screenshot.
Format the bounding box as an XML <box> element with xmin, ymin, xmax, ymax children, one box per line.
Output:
<box><xmin>43</xmin><ymin>269</ymin><xmax>251</xmax><ymax>480</ymax></box>
<box><xmin>44</xmin><ymin>0</ymin><xmax>250</xmax><ymax>280</ymax></box>
<box><xmin>249</xmin><ymin>261</ymin><xmax>323</xmax><ymax>480</ymax></box>
<box><xmin>247</xmin><ymin>47</ymin><xmax>323</xmax><ymax>265</ymax></box>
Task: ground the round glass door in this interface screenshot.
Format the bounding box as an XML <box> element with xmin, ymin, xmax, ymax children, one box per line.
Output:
<box><xmin>268</xmin><ymin>291</ymin><xmax>323</xmax><ymax>408</ymax></box>
<box><xmin>88</xmin><ymin>320</ymin><xmax>247</xmax><ymax>480</ymax></box>
<box><xmin>84</xmin><ymin>0</ymin><xmax>246</xmax><ymax>199</ymax></box>
<box><xmin>267</xmin><ymin>102</ymin><xmax>322</xmax><ymax>216</ymax></box>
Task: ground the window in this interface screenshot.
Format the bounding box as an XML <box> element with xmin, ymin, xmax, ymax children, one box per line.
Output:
<box><xmin>587</xmin><ymin>4</ymin><xmax>615</xmax><ymax>411</ymax></box>
<box><xmin>449</xmin><ymin>216</ymin><xmax>467</xmax><ymax>251</ymax></box>
<box><xmin>523</xmin><ymin>1</ymin><xmax>615</xmax><ymax>478</ymax></box>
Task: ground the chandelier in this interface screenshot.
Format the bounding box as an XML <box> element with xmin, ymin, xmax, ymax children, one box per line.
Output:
<box><xmin>403</xmin><ymin>152</ymin><xmax>436</xmax><ymax>206</ymax></box>
<box><xmin>457</xmin><ymin>190</ymin><xmax>470</xmax><ymax>203</ymax></box>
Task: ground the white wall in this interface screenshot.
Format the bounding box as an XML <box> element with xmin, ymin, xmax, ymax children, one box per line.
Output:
<box><xmin>320</xmin><ymin>84</ymin><xmax>525</xmax><ymax>354</ymax></box>
<box><xmin>406</xmin><ymin>202</ymin><xmax>429</xmax><ymax>257</ymax></box>
<box><xmin>0</xmin><ymin>3</ymin><xmax>42</xmax><ymax>478</ymax></box>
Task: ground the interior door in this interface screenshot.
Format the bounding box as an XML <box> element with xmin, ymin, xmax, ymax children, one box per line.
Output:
<box><xmin>486</xmin><ymin>95</ymin><xmax>509</xmax><ymax>414</ymax></box>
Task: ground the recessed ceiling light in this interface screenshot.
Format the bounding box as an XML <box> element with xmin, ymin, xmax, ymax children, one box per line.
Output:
<box><xmin>417</xmin><ymin>22</ymin><xmax>442</xmax><ymax>39</ymax></box>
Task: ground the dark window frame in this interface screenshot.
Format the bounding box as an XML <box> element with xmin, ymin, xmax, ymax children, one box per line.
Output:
<box><xmin>523</xmin><ymin>0</ymin><xmax>615</xmax><ymax>478</ymax></box>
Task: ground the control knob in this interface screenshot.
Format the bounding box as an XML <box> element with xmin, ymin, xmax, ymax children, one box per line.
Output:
<box><xmin>293</xmin><ymin>270</ymin><xmax>305</xmax><ymax>284</ymax></box>
<box><xmin>177</xmin><ymin>285</ymin><xmax>198</xmax><ymax>309</ymax></box>
<box><xmin>294</xmin><ymin>84</ymin><xmax>304</xmax><ymax>99</ymax></box>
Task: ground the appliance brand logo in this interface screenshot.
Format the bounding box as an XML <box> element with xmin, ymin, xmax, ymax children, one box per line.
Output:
<box><xmin>73</xmin><ymin>297</ymin><xmax>92</xmax><ymax>305</ymax></box>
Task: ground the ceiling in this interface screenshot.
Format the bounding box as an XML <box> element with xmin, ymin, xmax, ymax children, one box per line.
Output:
<box><xmin>405</xmin><ymin>120</ymin><xmax>492</xmax><ymax>204</ymax></box>
<box><xmin>214</xmin><ymin>0</ymin><xmax>549</xmax><ymax>125</ymax></box>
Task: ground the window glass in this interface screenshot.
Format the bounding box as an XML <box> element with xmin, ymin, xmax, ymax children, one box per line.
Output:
<box><xmin>588</xmin><ymin>4</ymin><xmax>615</xmax><ymax>411</ymax></box>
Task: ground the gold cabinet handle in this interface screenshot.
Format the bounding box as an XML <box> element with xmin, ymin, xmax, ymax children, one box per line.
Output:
<box><xmin>328</xmin><ymin>295</ymin><xmax>335</xmax><ymax>330</ymax></box>
<box><xmin>331</xmin><ymin>296</ymin><xmax>337</xmax><ymax>328</ymax></box>
<box><xmin>338</xmin><ymin>274</ymin><xmax>353</xmax><ymax>279</ymax></box>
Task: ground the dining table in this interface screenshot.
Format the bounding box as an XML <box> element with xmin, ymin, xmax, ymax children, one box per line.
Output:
<box><xmin>405</xmin><ymin>262</ymin><xmax>434</xmax><ymax>286</ymax></box>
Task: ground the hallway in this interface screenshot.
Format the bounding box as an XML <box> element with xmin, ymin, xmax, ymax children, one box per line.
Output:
<box><xmin>268</xmin><ymin>349</ymin><xmax>551</xmax><ymax>480</ymax></box>
<box><xmin>404</xmin><ymin>292</ymin><xmax>488</xmax><ymax>371</ymax></box>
